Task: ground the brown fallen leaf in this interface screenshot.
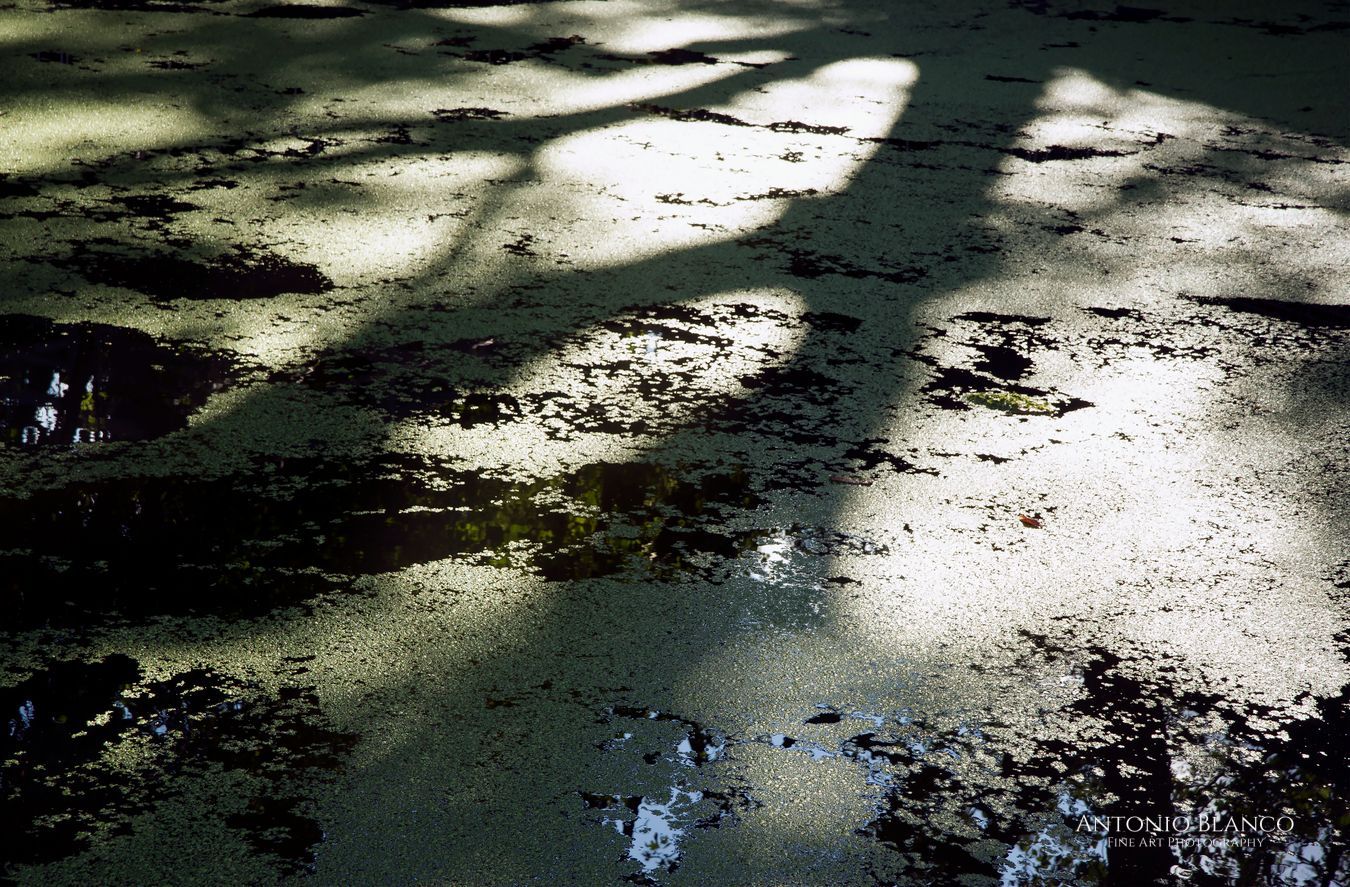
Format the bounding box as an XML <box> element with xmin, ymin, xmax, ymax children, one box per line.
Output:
<box><xmin>1018</xmin><ymin>514</ymin><xmax>1042</xmax><ymax>528</ymax></box>
<box><xmin>830</xmin><ymin>475</ymin><xmax>873</xmax><ymax>486</ymax></box>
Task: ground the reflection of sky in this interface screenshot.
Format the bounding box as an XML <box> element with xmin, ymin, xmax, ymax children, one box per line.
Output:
<box><xmin>1000</xmin><ymin>792</ymin><xmax>1106</xmax><ymax>886</ymax></box>
<box><xmin>625</xmin><ymin>788</ymin><xmax>703</xmax><ymax>874</ymax></box>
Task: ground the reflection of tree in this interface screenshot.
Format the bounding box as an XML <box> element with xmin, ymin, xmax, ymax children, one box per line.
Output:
<box><xmin>0</xmin><ymin>315</ymin><xmax>236</xmax><ymax>447</ymax></box>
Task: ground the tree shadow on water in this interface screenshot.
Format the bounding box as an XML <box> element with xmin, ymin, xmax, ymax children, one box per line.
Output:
<box><xmin>1</xmin><ymin>0</ymin><xmax>1348</xmax><ymax>883</ymax></box>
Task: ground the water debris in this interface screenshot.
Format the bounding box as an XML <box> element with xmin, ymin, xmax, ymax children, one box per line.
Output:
<box><xmin>965</xmin><ymin>390</ymin><xmax>1055</xmax><ymax>414</ymax></box>
<box><xmin>0</xmin><ymin>314</ymin><xmax>238</xmax><ymax>447</ymax></box>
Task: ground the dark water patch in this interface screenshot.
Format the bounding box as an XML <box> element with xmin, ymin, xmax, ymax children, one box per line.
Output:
<box><xmin>1045</xmin><ymin>222</ymin><xmax>1085</xmax><ymax>235</ymax></box>
<box><xmin>64</xmin><ymin>244</ymin><xmax>332</xmax><ymax>301</ymax></box>
<box><xmin>972</xmin><ymin>343</ymin><xmax>1034</xmax><ymax>381</ymax></box>
<box><xmin>612</xmin><ymin>656</ymin><xmax>1347</xmax><ymax>886</ymax></box>
<box><xmin>1004</xmin><ymin>638</ymin><xmax>1350</xmax><ymax>885</ymax></box>
<box><xmin>907</xmin><ymin>315</ymin><xmax>1089</xmax><ymax>415</ymax></box>
<box><xmin>868</xmin><ymin>136</ymin><xmax>943</xmax><ymax>151</ymax></box>
<box><xmin>527</xmin><ymin>35</ymin><xmax>585</xmax><ymax>53</ymax></box>
<box><xmin>581</xmin><ymin>791</ymin><xmax>644</xmax><ymax>814</ymax></box>
<box><xmin>1213</xmin><ymin>16</ymin><xmax>1350</xmax><ymax>36</ymax></box>
<box><xmin>1187</xmin><ymin>295</ymin><xmax>1350</xmax><ymax>329</ymax></box>
<box><xmin>738</xmin><ymin>366</ymin><xmax>840</xmax><ymax>403</ymax></box>
<box><xmin>1064</xmin><ymin>5</ymin><xmax>1175</xmax><ymax>23</ymax></box>
<box><xmin>1080</xmin><ymin>306</ymin><xmax>1223</xmax><ymax>363</ymax></box>
<box><xmin>147</xmin><ymin>58</ymin><xmax>208</xmax><ymax>69</ymax></box>
<box><xmin>0</xmin><ymin>314</ymin><xmax>238</xmax><ymax>448</ymax></box>
<box><xmin>1142</xmin><ymin>160</ymin><xmax>1228</xmax><ymax>179</ymax></box>
<box><xmin>32</xmin><ymin>50</ymin><xmax>78</xmax><ymax>64</ymax></box>
<box><xmin>790</xmin><ymin>525</ymin><xmax>888</xmax><ymax>556</ymax></box>
<box><xmin>1084</xmin><ymin>306</ymin><xmax>1144</xmax><ymax>320</ymax></box>
<box><xmin>801</xmin><ymin>311</ymin><xmax>862</xmax><ymax>333</ymax></box>
<box><xmin>0</xmin><ymin>654</ymin><xmax>355</xmax><ymax>872</ymax></box>
<box><xmin>185</xmin><ymin>177</ymin><xmax>239</xmax><ymax>190</ymax></box>
<box><xmin>48</xmin><ymin>0</ymin><xmax>215</xmax><ymax>9</ymax></box>
<box><xmin>907</xmin><ymin>312</ymin><xmax>1092</xmax><ymax>412</ymax></box>
<box><xmin>842</xmin><ymin>439</ymin><xmax>936</xmax><ymax>476</ymax></box>
<box><xmin>362</xmin><ymin>0</ymin><xmax>550</xmax><ymax>7</ymax></box>
<box><xmin>1060</xmin><ymin>650</ymin><xmax>1349</xmax><ymax>884</ymax></box>
<box><xmin>985</xmin><ymin>74</ymin><xmax>1041</xmax><ymax>84</ymax></box>
<box><xmin>246</xmin><ymin>3</ymin><xmax>365</xmax><ymax>15</ymax></box>
<box><xmin>0</xmin><ymin>175</ymin><xmax>40</xmax><ymax>199</ymax></box>
<box><xmin>740</xmin><ymin>236</ymin><xmax>925</xmax><ymax>284</ymax></box>
<box><xmin>1012</xmin><ymin>3</ymin><xmax>1189</xmax><ymax>25</ymax></box>
<box><xmin>630</xmin><ymin>103</ymin><xmax>751</xmax><ymax>127</ymax></box>
<box><xmin>599</xmin><ymin>47</ymin><xmax>721</xmax><ymax>66</ymax></box>
<box><xmin>502</xmin><ymin>233</ymin><xmax>538</xmax><ymax>256</ymax></box>
<box><xmin>0</xmin><ymin>457</ymin><xmax>765</xmax><ymax>624</ymax></box>
<box><xmin>916</xmin><ymin>364</ymin><xmax>1088</xmax><ymax>415</ymax></box>
<box><xmin>646</xmin><ymin>47</ymin><xmax>719</xmax><ymax>65</ymax></box>
<box><xmin>431</xmin><ymin>106</ymin><xmax>508</xmax><ymax>121</ymax></box>
<box><xmin>1083</xmin><ymin>299</ymin><xmax>1346</xmax><ymax>366</ymax></box>
<box><xmin>275</xmin><ymin>338</ymin><xmax>490</xmax><ymax>415</ymax></box>
<box><xmin>949</xmin><ymin>311</ymin><xmax>1049</xmax><ymax>329</ymax></box>
<box><xmin>1000</xmin><ymin>145</ymin><xmax>1134</xmax><ymax>162</ymax></box>
<box><xmin>112</xmin><ymin>193</ymin><xmax>200</xmax><ymax>221</ymax></box>
<box><xmin>738</xmin><ymin>187</ymin><xmax>819</xmax><ymax>201</ymax></box>
<box><xmin>373</xmin><ymin>123</ymin><xmax>416</xmax><ymax>145</ymax></box>
<box><xmin>769</xmin><ymin>120</ymin><xmax>850</xmax><ymax>136</ymax></box>
<box><xmin>462</xmin><ymin>48</ymin><xmax>530</xmax><ymax>64</ymax></box>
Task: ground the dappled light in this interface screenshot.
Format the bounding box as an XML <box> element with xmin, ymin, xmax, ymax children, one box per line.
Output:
<box><xmin>2</xmin><ymin>0</ymin><xmax>1348</xmax><ymax>884</ymax></box>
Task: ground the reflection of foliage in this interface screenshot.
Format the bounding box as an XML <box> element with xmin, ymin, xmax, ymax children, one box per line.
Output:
<box><xmin>1168</xmin><ymin>686</ymin><xmax>1349</xmax><ymax>887</ymax></box>
<box><xmin>0</xmin><ymin>456</ymin><xmax>764</xmax><ymax>623</ymax></box>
